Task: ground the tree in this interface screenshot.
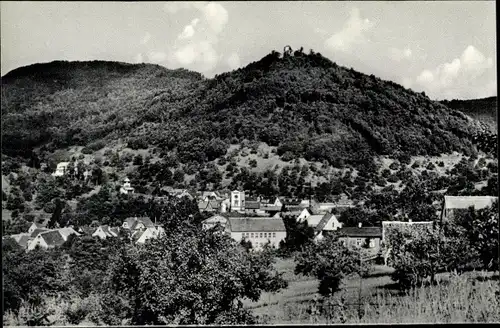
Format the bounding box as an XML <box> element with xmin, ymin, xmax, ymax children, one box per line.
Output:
<box><xmin>386</xmin><ymin>223</ymin><xmax>476</xmax><ymax>288</ymax></box>
<box><xmin>48</xmin><ymin>198</ymin><xmax>64</xmax><ymax>228</ymax></box>
<box><xmin>102</xmin><ymin>226</ymin><xmax>287</xmax><ymax>325</ymax></box>
<box><xmin>454</xmin><ymin>202</ymin><xmax>499</xmax><ymax>271</ymax></box>
<box><xmin>294</xmin><ymin>233</ymin><xmax>369</xmax><ymax>297</ymax></box>
<box><xmin>280</xmin><ymin>214</ymin><xmax>315</xmax><ymax>256</ymax></box>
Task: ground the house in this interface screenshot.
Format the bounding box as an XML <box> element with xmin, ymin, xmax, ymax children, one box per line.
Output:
<box><xmin>244</xmin><ymin>200</ymin><xmax>267</xmax><ymax>215</ymax></box>
<box><xmin>263</xmin><ymin>197</ymin><xmax>282</xmax><ymax>208</ymax></box>
<box><xmin>28</xmin><ymin>222</ymin><xmax>48</xmax><ymax>234</ymax></box>
<box><xmin>27</xmin><ymin>230</ymin><xmax>66</xmax><ymax>251</ymax></box>
<box><xmin>134</xmin><ymin>226</ymin><xmax>166</xmax><ymax>244</ymax></box>
<box><xmin>78</xmin><ymin>226</ymin><xmax>96</xmax><ymax>235</ymax></box>
<box><xmin>440</xmin><ymin>196</ymin><xmax>498</xmax><ymax>222</ymax></box>
<box><xmin>10</xmin><ymin>233</ymin><xmax>32</xmax><ymax>249</ymax></box>
<box><xmin>313</xmin><ymin>213</ymin><xmax>343</xmax><ymax>241</ymax></box>
<box><xmin>30</xmin><ymin>228</ymin><xmax>51</xmax><ymax>238</ymax></box>
<box><xmin>52</xmin><ymin>162</ymin><xmax>71</xmax><ymax>177</ymax></box>
<box><xmin>163</xmin><ymin>187</ymin><xmax>196</xmax><ymax>200</ymax></box>
<box><xmin>337</xmin><ymin>225</ymin><xmax>383</xmax><ymax>258</ymax></box>
<box><xmin>297</xmin><ymin>208</ymin><xmax>312</xmax><ymax>221</ymax></box>
<box><xmin>57</xmin><ymin>227</ymin><xmax>80</xmax><ymax>241</ymax></box>
<box><xmin>92</xmin><ymin>225</ymin><xmax>119</xmax><ymax>239</ymax></box>
<box><xmin>261</xmin><ymin>205</ymin><xmax>282</xmax><ymax>216</ymax></box>
<box><xmin>120</xmin><ymin>177</ymin><xmax>135</xmax><ymax>195</ymax></box>
<box><xmin>198</xmin><ymin>200</ymin><xmax>222</xmax><ymax>212</ymax></box>
<box><xmin>199</xmin><ymin>191</ymin><xmax>224</xmax><ymax>202</ymax></box>
<box><xmin>202</xmin><ymin>215</ymin><xmax>287</xmax><ymax>251</ymax></box>
<box><xmin>299</xmin><ymin>214</ymin><xmax>325</xmax><ymax>228</ymax></box>
<box><xmin>122</xmin><ymin>217</ymin><xmax>155</xmax><ymax>231</ymax></box>
<box><xmin>231</xmin><ymin>190</ymin><xmax>245</xmax><ymax>212</ymax></box>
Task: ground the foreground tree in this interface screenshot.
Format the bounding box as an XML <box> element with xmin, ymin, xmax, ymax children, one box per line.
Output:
<box><xmin>386</xmin><ymin>223</ymin><xmax>477</xmax><ymax>288</ymax></box>
<box><xmin>453</xmin><ymin>201</ymin><xmax>499</xmax><ymax>271</ymax></box>
<box><xmin>294</xmin><ymin>233</ymin><xmax>370</xmax><ymax>297</ymax></box>
<box><xmin>101</xmin><ymin>225</ymin><xmax>287</xmax><ymax>325</ymax></box>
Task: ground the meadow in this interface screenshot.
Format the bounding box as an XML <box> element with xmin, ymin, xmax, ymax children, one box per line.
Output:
<box><xmin>246</xmin><ymin>258</ymin><xmax>500</xmax><ymax>324</ymax></box>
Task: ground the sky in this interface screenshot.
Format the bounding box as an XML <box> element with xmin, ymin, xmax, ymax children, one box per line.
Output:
<box><xmin>1</xmin><ymin>1</ymin><xmax>496</xmax><ymax>100</ymax></box>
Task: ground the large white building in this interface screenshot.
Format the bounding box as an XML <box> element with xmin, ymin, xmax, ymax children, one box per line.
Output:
<box><xmin>202</xmin><ymin>215</ymin><xmax>286</xmax><ymax>250</ymax></box>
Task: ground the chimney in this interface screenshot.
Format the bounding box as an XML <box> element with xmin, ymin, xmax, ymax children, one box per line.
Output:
<box><xmin>408</xmin><ymin>219</ymin><xmax>412</xmax><ymax>223</ymax></box>
<box><xmin>358</xmin><ymin>222</ymin><xmax>362</xmax><ymax>228</ymax></box>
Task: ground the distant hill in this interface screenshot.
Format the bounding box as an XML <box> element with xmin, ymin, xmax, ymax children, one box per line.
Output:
<box><xmin>441</xmin><ymin>97</ymin><xmax>497</xmax><ymax>133</ymax></box>
<box><xmin>1</xmin><ymin>49</ymin><xmax>493</xmax><ymax>172</ymax></box>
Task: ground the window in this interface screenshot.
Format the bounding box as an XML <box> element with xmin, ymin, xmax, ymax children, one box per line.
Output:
<box><xmin>272</xmin><ymin>232</ymin><xmax>276</xmax><ymax>238</ymax></box>
<box><xmin>250</xmin><ymin>233</ymin><xmax>254</xmax><ymax>238</ymax></box>
<box><xmin>356</xmin><ymin>238</ymin><xmax>362</xmax><ymax>246</ymax></box>
<box><xmin>369</xmin><ymin>239</ymin><xmax>375</xmax><ymax>248</ymax></box>
<box><xmin>260</xmin><ymin>233</ymin><xmax>263</xmax><ymax>238</ymax></box>
<box><xmin>234</xmin><ymin>195</ymin><xmax>238</xmax><ymax>199</ymax></box>
<box><xmin>264</xmin><ymin>232</ymin><xmax>267</xmax><ymax>238</ymax></box>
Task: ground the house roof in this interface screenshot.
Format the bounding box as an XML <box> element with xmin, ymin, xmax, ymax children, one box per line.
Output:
<box><xmin>305</xmin><ymin>215</ymin><xmax>325</xmax><ymax>227</ymax></box>
<box><xmin>245</xmin><ymin>201</ymin><xmax>261</xmax><ymax>209</ymax></box>
<box><xmin>444</xmin><ymin>196</ymin><xmax>498</xmax><ymax>210</ymax></box>
<box><xmin>228</xmin><ymin>218</ymin><xmax>286</xmax><ymax>232</ymax></box>
<box><xmin>40</xmin><ymin>230</ymin><xmax>66</xmax><ymax>246</ymax></box>
<box><xmin>222</xmin><ymin>212</ymin><xmax>245</xmax><ymax>218</ymax></box>
<box><xmin>315</xmin><ymin>213</ymin><xmax>336</xmax><ymax>232</ymax></box>
<box><xmin>31</xmin><ymin>228</ymin><xmax>50</xmax><ymax>238</ymax></box>
<box><xmin>337</xmin><ymin>227</ymin><xmax>382</xmax><ymax>238</ymax></box>
<box><xmin>126</xmin><ymin>217</ymin><xmax>155</xmax><ymax>229</ymax></box>
<box><xmin>58</xmin><ymin>227</ymin><xmax>80</xmax><ymax>240</ymax></box>
<box><xmin>110</xmin><ymin>227</ymin><xmax>120</xmax><ymax>236</ymax></box>
<box><xmin>261</xmin><ymin>205</ymin><xmax>282</xmax><ymax>212</ymax></box>
<box><xmin>79</xmin><ymin>226</ymin><xmax>96</xmax><ymax>235</ymax></box>
<box><xmin>17</xmin><ymin>235</ymin><xmax>31</xmax><ymax>248</ymax></box>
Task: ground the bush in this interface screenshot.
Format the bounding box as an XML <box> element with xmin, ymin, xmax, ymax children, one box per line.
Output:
<box><xmin>438</xmin><ymin>161</ymin><xmax>445</xmax><ymax>167</ymax></box>
<box><xmin>411</xmin><ymin>160</ymin><xmax>421</xmax><ymax>169</ymax></box>
<box><xmin>387</xmin><ymin>174</ymin><xmax>399</xmax><ymax>183</ymax></box>
<box><xmin>389</xmin><ymin>162</ymin><xmax>399</xmax><ymax>170</ymax></box>
<box><xmin>132</xmin><ymin>155</ymin><xmax>143</xmax><ymax>166</ymax></box>
<box><xmin>426</xmin><ymin>162</ymin><xmax>436</xmax><ymax>170</ymax></box>
<box><xmin>81</xmin><ymin>147</ymin><xmax>93</xmax><ymax>155</ymax></box>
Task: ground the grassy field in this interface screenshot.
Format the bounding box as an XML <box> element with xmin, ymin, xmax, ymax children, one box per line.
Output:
<box><xmin>247</xmin><ymin>258</ymin><xmax>500</xmax><ymax>324</ymax></box>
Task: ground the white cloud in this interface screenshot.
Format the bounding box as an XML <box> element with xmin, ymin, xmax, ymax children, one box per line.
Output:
<box><xmin>141</xmin><ymin>32</ymin><xmax>151</xmax><ymax>45</ymax></box>
<box><xmin>135</xmin><ymin>53</ymin><xmax>144</xmax><ymax>64</ymax></box>
<box><xmin>174</xmin><ymin>41</ymin><xmax>218</xmax><ymax>72</ymax></box>
<box><xmin>164</xmin><ymin>2</ymin><xmax>207</xmax><ymax>14</ymax></box>
<box><xmin>227</xmin><ymin>52</ymin><xmax>241</xmax><ymax>70</ymax></box>
<box><xmin>166</xmin><ymin>2</ymin><xmax>229</xmax><ymax>74</ymax></box>
<box><xmin>325</xmin><ymin>7</ymin><xmax>374</xmax><ymax>53</ymax></box>
<box><xmin>388</xmin><ymin>47</ymin><xmax>412</xmax><ymax>61</ymax></box>
<box><xmin>412</xmin><ymin>45</ymin><xmax>495</xmax><ymax>99</ymax></box>
<box><xmin>149</xmin><ymin>51</ymin><xmax>167</xmax><ymax>64</ymax></box>
<box><xmin>202</xmin><ymin>2</ymin><xmax>228</xmax><ymax>34</ymax></box>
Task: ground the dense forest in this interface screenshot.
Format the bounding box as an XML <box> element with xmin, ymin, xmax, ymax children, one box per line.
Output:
<box><xmin>441</xmin><ymin>97</ymin><xmax>497</xmax><ymax>132</ymax></box>
<box><xmin>2</xmin><ymin>48</ymin><xmax>495</xmax><ymax>169</ymax></box>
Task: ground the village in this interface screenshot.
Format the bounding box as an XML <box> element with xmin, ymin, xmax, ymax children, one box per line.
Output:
<box><xmin>5</xmin><ymin>161</ymin><xmax>498</xmax><ymax>266</ymax></box>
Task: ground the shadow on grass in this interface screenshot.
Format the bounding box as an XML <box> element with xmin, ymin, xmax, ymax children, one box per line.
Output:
<box><xmin>476</xmin><ymin>275</ymin><xmax>500</xmax><ymax>282</ymax></box>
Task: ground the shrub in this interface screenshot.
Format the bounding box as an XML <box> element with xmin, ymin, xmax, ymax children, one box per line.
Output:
<box><xmin>389</xmin><ymin>162</ymin><xmax>400</xmax><ymax>170</ymax></box>
<box><xmin>426</xmin><ymin>162</ymin><xmax>436</xmax><ymax>170</ymax></box>
<box><xmin>387</xmin><ymin>174</ymin><xmax>399</xmax><ymax>183</ymax></box>
<box><xmin>81</xmin><ymin>147</ymin><xmax>93</xmax><ymax>155</ymax></box>
<box><xmin>411</xmin><ymin>161</ymin><xmax>421</xmax><ymax>169</ymax></box>
<box><xmin>438</xmin><ymin>161</ymin><xmax>445</xmax><ymax>167</ymax></box>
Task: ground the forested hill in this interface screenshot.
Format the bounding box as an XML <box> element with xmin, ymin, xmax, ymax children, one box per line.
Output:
<box><xmin>1</xmin><ymin>49</ymin><xmax>493</xmax><ymax>169</ymax></box>
<box><xmin>441</xmin><ymin>97</ymin><xmax>497</xmax><ymax>133</ymax></box>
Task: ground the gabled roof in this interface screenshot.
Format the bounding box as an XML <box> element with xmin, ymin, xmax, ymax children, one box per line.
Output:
<box><xmin>337</xmin><ymin>227</ymin><xmax>382</xmax><ymax>238</ymax></box>
<box><xmin>79</xmin><ymin>226</ymin><xmax>96</xmax><ymax>235</ymax></box>
<box><xmin>228</xmin><ymin>218</ymin><xmax>286</xmax><ymax>232</ymax></box>
<box><xmin>39</xmin><ymin>230</ymin><xmax>66</xmax><ymax>247</ymax></box>
<box><xmin>315</xmin><ymin>213</ymin><xmax>336</xmax><ymax>232</ymax></box>
<box><xmin>110</xmin><ymin>227</ymin><xmax>120</xmax><ymax>236</ymax></box>
<box><xmin>304</xmin><ymin>214</ymin><xmax>325</xmax><ymax>227</ymax></box>
<box><xmin>125</xmin><ymin>217</ymin><xmax>155</xmax><ymax>229</ymax></box>
<box><xmin>58</xmin><ymin>227</ymin><xmax>80</xmax><ymax>240</ymax></box>
<box><xmin>261</xmin><ymin>205</ymin><xmax>282</xmax><ymax>212</ymax></box>
<box><xmin>31</xmin><ymin>228</ymin><xmax>50</xmax><ymax>238</ymax></box>
<box><xmin>245</xmin><ymin>201</ymin><xmax>261</xmax><ymax>209</ymax></box>
<box><xmin>17</xmin><ymin>235</ymin><xmax>31</xmax><ymax>248</ymax></box>
<box><xmin>444</xmin><ymin>196</ymin><xmax>498</xmax><ymax>210</ymax></box>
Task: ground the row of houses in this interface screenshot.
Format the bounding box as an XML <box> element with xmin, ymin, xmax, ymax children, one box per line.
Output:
<box><xmin>201</xmin><ymin>195</ymin><xmax>498</xmax><ymax>255</ymax></box>
<box><xmin>5</xmin><ymin>216</ymin><xmax>166</xmax><ymax>251</ymax></box>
